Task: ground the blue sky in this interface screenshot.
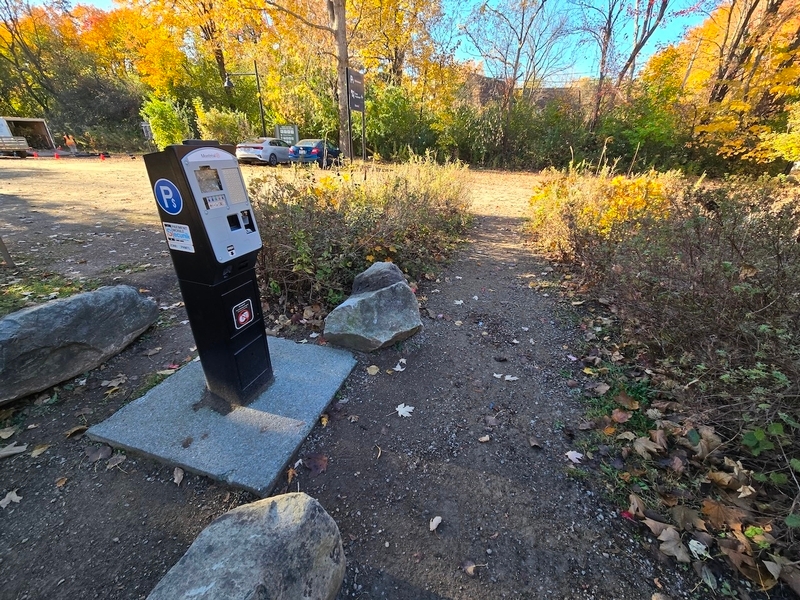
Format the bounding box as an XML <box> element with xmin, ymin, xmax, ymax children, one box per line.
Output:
<box><xmin>72</xmin><ymin>0</ymin><xmax>710</xmax><ymax>83</ymax></box>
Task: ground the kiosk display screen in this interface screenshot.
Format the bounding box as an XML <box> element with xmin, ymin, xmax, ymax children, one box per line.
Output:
<box><xmin>195</xmin><ymin>167</ymin><xmax>223</xmax><ymax>193</ymax></box>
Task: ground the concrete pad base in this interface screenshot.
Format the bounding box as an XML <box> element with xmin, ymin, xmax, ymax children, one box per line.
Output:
<box><xmin>87</xmin><ymin>338</ymin><xmax>356</xmax><ymax>496</ymax></box>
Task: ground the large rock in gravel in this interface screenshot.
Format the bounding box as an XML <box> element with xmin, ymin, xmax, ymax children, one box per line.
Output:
<box><xmin>147</xmin><ymin>493</ymin><xmax>345</xmax><ymax>600</ymax></box>
<box><xmin>324</xmin><ymin>261</ymin><xmax>422</xmax><ymax>352</ymax></box>
<box><xmin>0</xmin><ymin>285</ymin><xmax>157</xmax><ymax>405</ymax></box>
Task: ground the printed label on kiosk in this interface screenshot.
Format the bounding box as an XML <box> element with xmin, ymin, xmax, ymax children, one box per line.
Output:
<box><xmin>232</xmin><ymin>299</ymin><xmax>254</xmax><ymax>329</ymax></box>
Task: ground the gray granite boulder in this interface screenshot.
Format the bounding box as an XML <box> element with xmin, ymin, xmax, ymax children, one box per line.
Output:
<box><xmin>324</xmin><ymin>262</ymin><xmax>422</xmax><ymax>352</ymax></box>
<box><xmin>147</xmin><ymin>493</ymin><xmax>345</xmax><ymax>600</ymax></box>
<box><xmin>0</xmin><ymin>285</ymin><xmax>157</xmax><ymax>405</ymax></box>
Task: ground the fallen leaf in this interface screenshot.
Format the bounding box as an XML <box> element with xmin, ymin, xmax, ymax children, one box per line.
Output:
<box><xmin>719</xmin><ymin>546</ymin><xmax>777</xmax><ymax>590</ymax></box>
<box><xmin>634</xmin><ymin>436</ymin><xmax>663</xmax><ymax>459</ymax></box>
<box><xmin>629</xmin><ymin>493</ymin><xmax>647</xmax><ymax>518</ymax></box>
<box><xmin>462</xmin><ymin>560</ymin><xmax>477</xmax><ymax>576</ymax></box>
<box><xmin>650</xmin><ymin>429</ymin><xmax>669</xmax><ymax>451</ymax></box>
<box><xmin>0</xmin><ymin>426</ymin><xmax>16</xmax><ymax>440</ymax></box>
<box><xmin>566</xmin><ymin>450</ymin><xmax>583</xmax><ymax>463</ymax></box>
<box><xmin>366</xmin><ymin>365</ymin><xmax>380</xmax><ymax>376</ymax></box>
<box><xmin>395</xmin><ymin>403</ymin><xmax>415</xmax><ymax>417</ymax></box>
<box><xmin>738</xmin><ymin>485</ymin><xmax>756</xmax><ymax>498</ymax></box>
<box><xmin>304</xmin><ymin>453</ymin><xmax>328</xmax><ymax>476</ymax></box>
<box><xmin>643</xmin><ymin>518</ymin><xmax>673</xmax><ymax>536</ymax></box>
<box><xmin>478</xmin><ymin>435</ymin><xmax>490</xmax><ymax>443</ymax></box>
<box><xmin>100</xmin><ymin>374</ymin><xmax>127</xmax><ymax>388</ymax></box>
<box><xmin>430</xmin><ymin>516</ymin><xmax>442</xmax><ymax>531</ymax></box>
<box><xmin>702</xmin><ymin>498</ymin><xmax>745</xmax><ymax>531</ymax></box>
<box><xmin>668</xmin><ymin>455</ymin><xmax>685</xmax><ymax>474</ymax></box>
<box><xmin>30</xmin><ymin>444</ymin><xmax>50</xmax><ymax>458</ymax></box>
<box><xmin>287</xmin><ymin>467</ymin><xmax>297</xmax><ymax>484</ymax></box>
<box><xmin>493</xmin><ymin>373</ymin><xmax>503</xmax><ymax>379</ymax></box>
<box><xmin>658</xmin><ymin>527</ymin><xmax>691</xmax><ymax>563</ymax></box>
<box><xmin>106</xmin><ymin>455</ymin><xmax>126</xmax><ymax>470</ymax></box>
<box><xmin>0</xmin><ymin>489</ymin><xmax>22</xmax><ymax>509</ymax></box>
<box><xmin>528</xmin><ymin>436</ymin><xmax>542</xmax><ymax>448</ymax></box>
<box><xmin>173</xmin><ymin>466</ymin><xmax>184</xmax><ymax>486</ymax></box>
<box><xmin>64</xmin><ymin>426</ymin><xmax>88</xmax><ymax>439</ymax></box>
<box><xmin>85</xmin><ymin>445</ymin><xmax>112</xmax><ymax>463</ymax></box>
<box><xmin>320</xmin><ymin>414</ymin><xmax>329</xmax><ymax>427</ymax></box>
<box><xmin>763</xmin><ymin>560</ymin><xmax>781</xmax><ymax>580</ymax></box>
<box><xmin>689</xmin><ymin>539</ymin><xmax>711</xmax><ymax>560</ymax></box>
<box><xmin>615</xmin><ymin>391</ymin><xmax>640</xmax><ymax>410</ymax></box>
<box><xmin>612</xmin><ymin>408</ymin><xmax>631</xmax><ymax>423</ymax></box>
<box><xmin>616</xmin><ymin>431</ymin><xmax>636</xmax><ymax>441</ymax></box>
<box><xmin>55</xmin><ymin>477</ymin><xmax>67</xmax><ymax>487</ymax></box>
<box><xmin>0</xmin><ymin>442</ymin><xmax>28</xmax><ymax>458</ymax></box>
<box><xmin>696</xmin><ymin>562</ymin><xmax>717</xmax><ymax>591</ymax></box>
<box><xmin>670</xmin><ymin>506</ymin><xmax>703</xmax><ymax>532</ymax></box>
<box><xmin>503</xmin><ymin>375</ymin><xmax>519</xmax><ymax>381</ymax></box>
<box><xmin>348</xmin><ymin>415</ymin><xmax>359</xmax><ymax>423</ymax></box>
<box><xmin>707</xmin><ymin>470</ymin><xmax>738</xmax><ymax>489</ymax></box>
<box><xmin>594</xmin><ymin>382</ymin><xmax>611</xmax><ymax>395</ymax></box>
<box><xmin>144</xmin><ymin>347</ymin><xmax>162</xmax><ymax>356</ymax></box>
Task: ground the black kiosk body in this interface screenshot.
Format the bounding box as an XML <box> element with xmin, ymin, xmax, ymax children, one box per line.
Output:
<box><xmin>144</xmin><ymin>141</ymin><xmax>273</xmax><ymax>406</ymax></box>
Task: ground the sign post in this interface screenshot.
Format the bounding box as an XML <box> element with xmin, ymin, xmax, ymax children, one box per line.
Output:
<box><xmin>346</xmin><ymin>68</ymin><xmax>366</xmax><ymax>164</ymax></box>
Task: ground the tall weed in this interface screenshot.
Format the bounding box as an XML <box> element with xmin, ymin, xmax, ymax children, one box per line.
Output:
<box><xmin>249</xmin><ymin>156</ymin><xmax>471</xmax><ymax>308</ymax></box>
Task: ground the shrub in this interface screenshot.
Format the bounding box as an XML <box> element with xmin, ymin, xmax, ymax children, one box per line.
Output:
<box><xmin>528</xmin><ymin>169</ymin><xmax>800</xmax><ymax>513</ymax></box>
<box><xmin>527</xmin><ymin>165</ymin><xmax>680</xmax><ymax>271</ymax></box>
<box><xmin>249</xmin><ymin>155</ymin><xmax>472</xmax><ymax>308</ymax></box>
<box><xmin>140</xmin><ymin>95</ymin><xmax>193</xmax><ymax>150</ymax></box>
<box><xmin>194</xmin><ymin>100</ymin><xmax>252</xmax><ymax>145</ymax></box>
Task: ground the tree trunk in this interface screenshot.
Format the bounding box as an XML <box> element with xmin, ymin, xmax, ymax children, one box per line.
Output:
<box><xmin>330</xmin><ymin>0</ymin><xmax>351</xmax><ymax>160</ymax></box>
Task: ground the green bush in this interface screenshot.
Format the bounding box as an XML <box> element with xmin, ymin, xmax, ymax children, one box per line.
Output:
<box><xmin>140</xmin><ymin>95</ymin><xmax>193</xmax><ymax>150</ymax></box>
<box><xmin>194</xmin><ymin>100</ymin><xmax>252</xmax><ymax>145</ymax></box>
<box><xmin>249</xmin><ymin>155</ymin><xmax>472</xmax><ymax>307</ymax></box>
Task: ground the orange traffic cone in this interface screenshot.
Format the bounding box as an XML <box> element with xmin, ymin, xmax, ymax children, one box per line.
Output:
<box><xmin>54</xmin><ymin>152</ymin><xmax>60</xmax><ymax>159</ymax></box>
<box><xmin>32</xmin><ymin>151</ymin><xmax>38</xmax><ymax>158</ymax></box>
<box><xmin>100</xmin><ymin>153</ymin><xmax>105</xmax><ymax>161</ymax></box>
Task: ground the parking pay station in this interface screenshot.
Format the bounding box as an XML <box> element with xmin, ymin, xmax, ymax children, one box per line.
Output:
<box><xmin>144</xmin><ymin>140</ymin><xmax>273</xmax><ymax>406</ymax></box>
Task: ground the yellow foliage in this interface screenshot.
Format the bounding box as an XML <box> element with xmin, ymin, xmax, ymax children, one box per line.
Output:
<box><xmin>528</xmin><ymin>168</ymin><xmax>679</xmax><ymax>260</ymax></box>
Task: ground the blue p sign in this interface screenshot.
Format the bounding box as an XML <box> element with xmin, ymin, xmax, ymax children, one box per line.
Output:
<box><xmin>154</xmin><ymin>179</ymin><xmax>183</xmax><ymax>215</ymax></box>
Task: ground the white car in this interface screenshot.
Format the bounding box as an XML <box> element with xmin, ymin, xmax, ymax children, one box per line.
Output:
<box><xmin>235</xmin><ymin>137</ymin><xmax>291</xmax><ymax>166</ymax></box>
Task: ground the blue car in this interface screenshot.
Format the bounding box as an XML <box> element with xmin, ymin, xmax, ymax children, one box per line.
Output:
<box><xmin>288</xmin><ymin>139</ymin><xmax>341</xmax><ymax>168</ymax></box>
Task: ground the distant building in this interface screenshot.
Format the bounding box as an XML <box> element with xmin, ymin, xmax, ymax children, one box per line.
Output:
<box><xmin>459</xmin><ymin>74</ymin><xmax>584</xmax><ymax>112</ymax></box>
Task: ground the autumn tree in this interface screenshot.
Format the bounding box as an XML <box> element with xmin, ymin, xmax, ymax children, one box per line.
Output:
<box><xmin>655</xmin><ymin>0</ymin><xmax>800</xmax><ymax>165</ymax></box>
<box><xmin>257</xmin><ymin>0</ymin><xmax>352</xmax><ymax>158</ymax></box>
<box><xmin>0</xmin><ymin>0</ymin><xmax>141</xmax><ymax>133</ymax></box>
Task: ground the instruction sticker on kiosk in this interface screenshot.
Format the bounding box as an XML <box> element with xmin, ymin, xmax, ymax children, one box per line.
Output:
<box><xmin>163</xmin><ymin>222</ymin><xmax>195</xmax><ymax>253</ymax></box>
<box><xmin>232</xmin><ymin>299</ymin><xmax>254</xmax><ymax>329</ymax></box>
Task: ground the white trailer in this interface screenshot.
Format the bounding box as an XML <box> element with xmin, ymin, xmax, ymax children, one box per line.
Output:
<box><xmin>0</xmin><ymin>116</ymin><xmax>56</xmax><ymax>157</ymax></box>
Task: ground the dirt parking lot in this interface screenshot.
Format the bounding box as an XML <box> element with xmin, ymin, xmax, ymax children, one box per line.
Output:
<box><xmin>0</xmin><ymin>155</ymin><xmax>790</xmax><ymax>600</ymax></box>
